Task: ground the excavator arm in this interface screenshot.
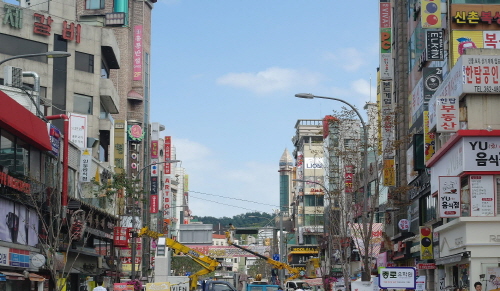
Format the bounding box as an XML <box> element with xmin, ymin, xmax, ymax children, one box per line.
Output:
<box><xmin>138</xmin><ymin>227</ymin><xmax>220</xmax><ymax>291</ymax></box>
<box><xmin>225</xmin><ymin>226</ymin><xmax>301</xmax><ymax>281</ymax></box>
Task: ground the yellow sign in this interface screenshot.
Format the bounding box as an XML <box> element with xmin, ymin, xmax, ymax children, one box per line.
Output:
<box><xmin>383</xmin><ymin>159</ymin><xmax>396</xmax><ymax>186</ymax></box>
<box><xmin>421</xmin><ymin>0</ymin><xmax>441</xmax><ymax>28</ymax></box>
<box><xmin>420</xmin><ymin>226</ymin><xmax>433</xmax><ymax>260</ymax></box>
<box><xmin>423</xmin><ymin>111</ymin><xmax>435</xmax><ymax>163</ymax></box>
<box><xmin>451</xmin><ymin>30</ymin><xmax>483</xmax><ymax>65</ymax></box>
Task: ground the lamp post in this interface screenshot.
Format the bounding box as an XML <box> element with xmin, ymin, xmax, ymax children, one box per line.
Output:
<box><xmin>295</xmin><ymin>93</ymin><xmax>371</xmax><ymax>281</ymax></box>
<box><xmin>131</xmin><ymin>159</ymin><xmax>181</xmax><ymax>280</ymax></box>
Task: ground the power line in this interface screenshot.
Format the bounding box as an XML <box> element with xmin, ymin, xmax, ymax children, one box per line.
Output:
<box><xmin>188</xmin><ymin>190</ymin><xmax>283</xmax><ymax>208</ymax></box>
<box><xmin>188</xmin><ymin>195</ymin><xmax>265</xmax><ymax>213</ymax></box>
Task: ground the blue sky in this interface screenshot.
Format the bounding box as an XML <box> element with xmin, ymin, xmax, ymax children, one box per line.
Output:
<box><xmin>151</xmin><ymin>0</ymin><xmax>380</xmax><ymax>218</ymax></box>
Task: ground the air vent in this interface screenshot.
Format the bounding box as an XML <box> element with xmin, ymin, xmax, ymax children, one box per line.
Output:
<box><xmin>4</xmin><ymin>66</ymin><xmax>23</xmax><ymax>88</ymax></box>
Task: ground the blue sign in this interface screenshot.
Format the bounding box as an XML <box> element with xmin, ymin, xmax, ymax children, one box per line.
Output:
<box><xmin>272</xmin><ymin>254</ymin><xmax>279</xmax><ymax>261</ymax></box>
<box><xmin>185</xmin><ymin>272</ymin><xmax>191</xmax><ymax>276</ymax></box>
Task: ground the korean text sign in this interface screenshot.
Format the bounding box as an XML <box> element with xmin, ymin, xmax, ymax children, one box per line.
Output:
<box><xmin>469</xmin><ymin>175</ymin><xmax>495</xmax><ymax>217</ymax></box>
<box><xmin>436</xmin><ymin>97</ymin><xmax>459</xmax><ymax>133</ymax></box>
<box><xmin>379</xmin><ymin>267</ymin><xmax>416</xmax><ymax>289</ymax></box>
<box><xmin>439</xmin><ymin>176</ymin><xmax>461</xmax><ymax>218</ymax></box>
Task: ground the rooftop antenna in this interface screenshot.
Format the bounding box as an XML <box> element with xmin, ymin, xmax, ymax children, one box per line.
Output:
<box><xmin>369</xmin><ymin>74</ymin><xmax>372</xmax><ymax>102</ymax></box>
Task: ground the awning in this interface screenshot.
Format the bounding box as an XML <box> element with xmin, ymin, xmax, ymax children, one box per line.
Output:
<box><xmin>0</xmin><ymin>90</ymin><xmax>51</xmax><ymax>151</ymax></box>
<box><xmin>127</xmin><ymin>90</ymin><xmax>143</xmax><ymax>101</ymax></box>
<box><xmin>29</xmin><ymin>273</ymin><xmax>45</xmax><ymax>282</ymax></box>
<box><xmin>1</xmin><ymin>271</ymin><xmax>25</xmax><ymax>280</ymax></box>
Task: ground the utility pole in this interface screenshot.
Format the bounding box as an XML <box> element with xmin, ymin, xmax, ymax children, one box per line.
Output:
<box><xmin>278</xmin><ymin>211</ymin><xmax>285</xmax><ymax>286</ymax></box>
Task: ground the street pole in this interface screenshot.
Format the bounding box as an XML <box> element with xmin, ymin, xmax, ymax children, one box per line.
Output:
<box><xmin>295</xmin><ymin>93</ymin><xmax>370</xmax><ymax>281</ymax></box>
<box><xmin>278</xmin><ymin>211</ymin><xmax>284</xmax><ymax>286</ymax></box>
<box><xmin>130</xmin><ymin>159</ymin><xmax>180</xmax><ymax>280</ymax></box>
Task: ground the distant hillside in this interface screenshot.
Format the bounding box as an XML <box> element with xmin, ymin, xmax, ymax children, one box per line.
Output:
<box><xmin>192</xmin><ymin>211</ymin><xmax>274</xmax><ymax>233</ymax></box>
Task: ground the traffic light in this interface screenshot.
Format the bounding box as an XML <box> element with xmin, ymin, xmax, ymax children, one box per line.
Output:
<box><xmin>420</xmin><ymin>226</ymin><xmax>433</xmax><ymax>260</ymax></box>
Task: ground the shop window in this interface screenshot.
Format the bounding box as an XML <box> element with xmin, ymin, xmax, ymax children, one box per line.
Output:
<box><xmin>73</xmin><ymin>94</ymin><xmax>93</xmax><ymax>115</ymax></box>
<box><xmin>0</xmin><ymin>129</ymin><xmax>30</xmax><ymax>176</ymax></box>
<box><xmin>304</xmin><ymin>195</ymin><xmax>324</xmax><ymax>207</ymax></box>
<box><xmin>86</xmin><ymin>0</ymin><xmax>104</xmax><ymax>9</ymax></box>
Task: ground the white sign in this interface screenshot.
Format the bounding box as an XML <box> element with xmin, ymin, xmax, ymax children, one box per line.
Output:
<box><xmin>69</xmin><ymin>113</ymin><xmax>87</xmax><ymax>149</ymax></box>
<box><xmin>436</xmin><ymin>97</ymin><xmax>459</xmax><ymax>133</ymax></box>
<box><xmin>430</xmin><ymin>136</ymin><xmax>500</xmax><ymax>194</ymax></box>
<box><xmin>398</xmin><ymin>219</ymin><xmax>410</xmax><ymax>231</ymax></box>
<box><xmin>379</xmin><ymin>267</ymin><xmax>416</xmax><ymax>289</ymax></box>
<box><xmin>380</xmin><ymin>53</ymin><xmax>393</xmax><ymax>80</ymax></box>
<box><xmin>304</xmin><ymin>157</ymin><xmax>324</xmax><ymax>169</ymax></box>
<box><xmin>79</xmin><ymin>149</ymin><xmax>92</xmax><ymax>182</ymax></box>
<box><xmin>416</xmin><ymin>276</ymin><xmax>426</xmax><ymax>291</ymax></box>
<box><xmin>410</xmin><ymin>78</ymin><xmax>424</xmax><ymax>127</ymax></box>
<box><xmin>0</xmin><ymin>247</ymin><xmax>10</xmax><ymax>266</ymax></box>
<box><xmin>470</xmin><ymin>175</ymin><xmax>495</xmax><ymax>216</ymax></box>
<box><xmin>438</xmin><ymin>176</ymin><xmax>461</xmax><ymax>218</ymax></box>
<box><xmin>352</xmin><ymin>281</ymin><xmax>374</xmax><ymax>291</ymax></box>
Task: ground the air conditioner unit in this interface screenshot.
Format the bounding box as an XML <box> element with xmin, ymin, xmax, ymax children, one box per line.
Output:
<box><xmin>4</xmin><ymin>66</ymin><xmax>23</xmax><ymax>88</ymax></box>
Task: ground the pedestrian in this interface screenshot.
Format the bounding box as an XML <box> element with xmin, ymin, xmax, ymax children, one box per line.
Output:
<box><xmin>93</xmin><ymin>281</ymin><xmax>106</xmax><ymax>291</ymax></box>
<box><xmin>475</xmin><ymin>282</ymin><xmax>483</xmax><ymax>291</ymax></box>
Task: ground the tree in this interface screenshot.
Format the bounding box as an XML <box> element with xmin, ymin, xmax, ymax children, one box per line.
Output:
<box><xmin>320</xmin><ymin>103</ymin><xmax>407</xmax><ymax>288</ymax></box>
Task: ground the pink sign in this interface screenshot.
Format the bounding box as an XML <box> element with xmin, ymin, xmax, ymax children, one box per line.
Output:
<box><xmin>133</xmin><ymin>25</ymin><xmax>143</xmax><ymax>81</ymax></box>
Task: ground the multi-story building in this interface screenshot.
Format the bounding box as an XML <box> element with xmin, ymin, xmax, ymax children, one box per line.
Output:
<box><xmin>290</xmin><ymin>119</ymin><xmax>324</xmax><ymax>272</ymax></box>
<box><xmin>0</xmin><ymin>0</ymin><xmax>127</xmax><ymax>289</ymax></box>
<box><xmin>384</xmin><ymin>1</ymin><xmax>500</xmax><ymax>291</ymax></box>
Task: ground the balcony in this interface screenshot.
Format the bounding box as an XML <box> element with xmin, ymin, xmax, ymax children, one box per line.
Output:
<box><xmin>100</xmin><ymin>78</ymin><xmax>119</xmax><ymax>114</ymax></box>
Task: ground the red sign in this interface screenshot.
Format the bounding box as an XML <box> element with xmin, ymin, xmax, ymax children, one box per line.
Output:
<box><xmin>133</xmin><ymin>25</ymin><xmax>143</xmax><ymax>81</ymax></box>
<box><xmin>113</xmin><ymin>227</ymin><xmax>130</xmax><ymax>247</ymax></box>
<box><xmin>0</xmin><ymin>171</ymin><xmax>30</xmax><ymax>193</ymax></box>
<box><xmin>150</xmin><ymin>195</ymin><xmax>158</xmax><ymax>213</ymax></box>
<box><xmin>417</xmin><ymin>263</ymin><xmax>437</xmax><ymax>269</ymax></box>
<box><xmin>151</xmin><ymin>141</ymin><xmax>159</xmax><ymax>158</ymax></box>
<box><xmin>164</xmin><ymin>136</ymin><xmax>171</xmax><ymax>174</ymax></box>
<box><xmin>33</xmin><ymin>14</ymin><xmax>81</xmax><ymax>43</ymax></box>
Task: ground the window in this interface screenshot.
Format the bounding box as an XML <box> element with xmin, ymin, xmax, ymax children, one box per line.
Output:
<box><xmin>0</xmin><ymin>129</ymin><xmax>30</xmax><ymax>176</ymax></box>
<box><xmin>304</xmin><ymin>214</ymin><xmax>324</xmax><ymax>226</ymax></box>
<box><xmin>86</xmin><ymin>0</ymin><xmax>104</xmax><ymax>9</ymax></box>
<box><xmin>0</xmin><ymin>34</ymin><xmax>48</xmax><ymax>62</ymax></box>
<box><xmin>101</xmin><ymin>59</ymin><xmax>109</xmax><ymax>79</ymax></box>
<box><xmin>304</xmin><ymin>195</ymin><xmax>324</xmax><ymax>207</ymax></box>
<box><xmin>75</xmin><ymin>51</ymin><xmax>94</xmax><ymax>73</ymax></box>
<box><xmin>74</xmin><ymin>94</ymin><xmax>93</xmax><ymax>114</ymax></box>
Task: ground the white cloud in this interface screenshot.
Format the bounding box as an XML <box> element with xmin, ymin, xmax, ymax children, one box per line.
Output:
<box><xmin>323</xmin><ymin>47</ymin><xmax>367</xmax><ymax>72</ymax></box>
<box><xmin>216</xmin><ymin>67</ymin><xmax>322</xmax><ymax>94</ymax></box>
<box><xmin>351</xmin><ymin>79</ymin><xmax>376</xmax><ymax>97</ymax></box>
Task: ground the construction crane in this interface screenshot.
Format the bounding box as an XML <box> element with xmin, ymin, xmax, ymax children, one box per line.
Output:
<box><xmin>225</xmin><ymin>224</ymin><xmax>301</xmax><ymax>282</ymax></box>
<box><xmin>138</xmin><ymin>226</ymin><xmax>221</xmax><ymax>291</ymax></box>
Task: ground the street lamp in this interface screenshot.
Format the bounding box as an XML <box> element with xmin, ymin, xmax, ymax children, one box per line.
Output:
<box><xmin>131</xmin><ymin>159</ymin><xmax>181</xmax><ymax>280</ymax></box>
<box><xmin>295</xmin><ymin>93</ymin><xmax>371</xmax><ymax>281</ymax></box>
<box><xmin>0</xmin><ymin>51</ymin><xmax>72</xmax><ymax>66</ymax></box>
<box><xmin>1</xmin><ymin>51</ymin><xmax>72</xmax><ymax>118</ymax></box>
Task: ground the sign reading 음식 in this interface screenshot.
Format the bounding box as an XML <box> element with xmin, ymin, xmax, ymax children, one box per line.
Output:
<box><xmin>379</xmin><ymin>267</ymin><xmax>416</xmax><ymax>289</ymax></box>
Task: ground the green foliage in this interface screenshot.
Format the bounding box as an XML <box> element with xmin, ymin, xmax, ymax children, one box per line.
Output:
<box><xmin>193</xmin><ymin>211</ymin><xmax>274</xmax><ymax>230</ymax></box>
<box><xmin>171</xmin><ymin>256</ymin><xmax>215</xmax><ymax>278</ymax></box>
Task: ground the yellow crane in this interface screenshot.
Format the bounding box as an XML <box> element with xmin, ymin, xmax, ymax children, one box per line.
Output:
<box><xmin>225</xmin><ymin>225</ymin><xmax>301</xmax><ymax>282</ymax></box>
<box><xmin>138</xmin><ymin>227</ymin><xmax>221</xmax><ymax>291</ymax></box>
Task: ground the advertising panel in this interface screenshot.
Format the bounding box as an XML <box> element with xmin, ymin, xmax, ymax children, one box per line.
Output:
<box><xmin>470</xmin><ymin>175</ymin><xmax>495</xmax><ymax>216</ymax></box>
<box><xmin>436</xmin><ymin>97</ymin><xmax>459</xmax><ymax>133</ymax></box>
<box><xmin>423</xmin><ymin>67</ymin><xmax>442</xmax><ymax>101</ymax></box>
<box><xmin>69</xmin><ymin>113</ymin><xmax>87</xmax><ymax>149</ymax></box>
<box><xmin>451</xmin><ymin>4</ymin><xmax>500</xmax><ymax>30</ymax></box>
<box><xmin>426</xmin><ymin>31</ymin><xmax>444</xmax><ymax>61</ymax></box>
<box><xmin>379</xmin><ymin>267</ymin><xmax>416</xmax><ymax>289</ymax></box>
<box><xmin>438</xmin><ymin>176</ymin><xmax>461</xmax><ymax>218</ymax></box>
<box><xmin>133</xmin><ymin>25</ymin><xmax>143</xmax><ymax>81</ymax></box>
<box><xmin>383</xmin><ymin>159</ymin><xmax>396</xmax><ymax>186</ymax></box>
<box><xmin>381</xmin><ymin>80</ymin><xmax>394</xmax><ymax>158</ymax></box>
<box><xmin>113</xmin><ymin>227</ymin><xmax>129</xmax><ymax>247</ymax></box>
<box><xmin>410</xmin><ymin>78</ymin><xmax>424</xmax><ymax>128</ymax></box>
<box><xmin>380</xmin><ymin>53</ymin><xmax>393</xmax><ymax>80</ymax></box>
<box><xmin>164</xmin><ymin>136</ymin><xmax>171</xmax><ymax>174</ymax></box>
<box><xmin>451</xmin><ymin>30</ymin><xmax>483</xmax><ymax>65</ymax></box>
<box><xmin>79</xmin><ymin>149</ymin><xmax>92</xmax><ymax>183</ymax></box>
<box><xmin>423</xmin><ymin>111</ymin><xmax>436</xmax><ymax>162</ymax></box>
<box><xmin>421</xmin><ymin>0</ymin><xmax>441</xmax><ymax>28</ymax></box>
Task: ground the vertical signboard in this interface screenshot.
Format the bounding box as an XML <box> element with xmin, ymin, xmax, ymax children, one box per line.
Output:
<box><xmin>381</xmin><ymin>80</ymin><xmax>395</xmax><ymax>158</ymax></box>
<box><xmin>438</xmin><ymin>176</ymin><xmax>461</xmax><ymax>218</ymax></box>
<box><xmin>69</xmin><ymin>113</ymin><xmax>87</xmax><ymax>149</ymax></box>
<box><xmin>423</xmin><ymin>67</ymin><xmax>442</xmax><ymax>101</ymax></box>
<box><xmin>436</xmin><ymin>97</ymin><xmax>459</xmax><ymax>133</ymax></box>
<box><xmin>79</xmin><ymin>149</ymin><xmax>92</xmax><ymax>182</ymax></box>
<box><xmin>420</xmin><ymin>226</ymin><xmax>433</xmax><ymax>260</ymax></box>
<box><xmin>133</xmin><ymin>25</ymin><xmax>143</xmax><ymax>81</ymax></box>
<box><xmin>423</xmin><ymin>111</ymin><xmax>436</xmax><ymax>162</ymax></box>
<box><xmin>380</xmin><ymin>0</ymin><xmax>392</xmax><ymax>80</ymax></box>
<box><xmin>114</xmin><ymin>120</ymin><xmax>126</xmax><ymax>173</ymax></box>
<box><xmin>426</xmin><ymin>31</ymin><xmax>444</xmax><ymax>61</ymax></box>
<box><xmin>421</xmin><ymin>0</ymin><xmax>441</xmax><ymax>28</ymax></box>
<box><xmin>469</xmin><ymin>175</ymin><xmax>495</xmax><ymax>216</ymax></box>
<box><xmin>383</xmin><ymin>159</ymin><xmax>396</xmax><ymax>186</ymax></box>
<box><xmin>164</xmin><ymin>136</ymin><xmax>171</xmax><ymax>174</ymax></box>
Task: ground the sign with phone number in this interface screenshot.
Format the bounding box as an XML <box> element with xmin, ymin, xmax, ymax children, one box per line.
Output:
<box><xmin>379</xmin><ymin>267</ymin><xmax>416</xmax><ymax>289</ymax></box>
